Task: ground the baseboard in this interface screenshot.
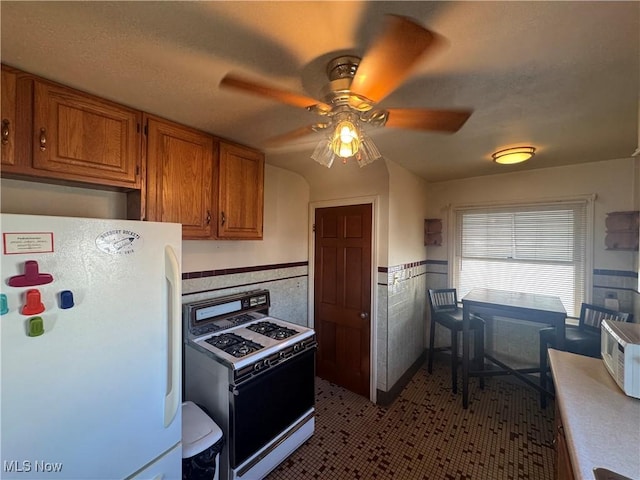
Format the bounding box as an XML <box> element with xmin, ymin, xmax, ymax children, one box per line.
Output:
<box><xmin>376</xmin><ymin>350</ymin><xmax>427</xmax><ymax>407</ymax></box>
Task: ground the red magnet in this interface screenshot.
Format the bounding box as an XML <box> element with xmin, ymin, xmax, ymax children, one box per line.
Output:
<box><xmin>8</xmin><ymin>260</ymin><xmax>54</xmax><ymax>287</ymax></box>
<box><xmin>22</xmin><ymin>289</ymin><xmax>45</xmax><ymax>315</ymax></box>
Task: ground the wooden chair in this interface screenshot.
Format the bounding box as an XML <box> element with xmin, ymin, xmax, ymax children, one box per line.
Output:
<box><xmin>539</xmin><ymin>302</ymin><xmax>633</xmax><ymax>407</ymax></box>
<box><xmin>427</xmin><ymin>288</ymin><xmax>486</xmax><ymax>393</ymax></box>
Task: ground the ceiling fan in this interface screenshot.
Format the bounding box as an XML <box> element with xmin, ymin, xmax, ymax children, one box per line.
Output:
<box><xmin>219</xmin><ymin>15</ymin><xmax>472</xmax><ymax>167</ymax></box>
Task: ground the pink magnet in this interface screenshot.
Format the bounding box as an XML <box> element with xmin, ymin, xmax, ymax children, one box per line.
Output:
<box><xmin>8</xmin><ymin>260</ymin><xmax>54</xmax><ymax>287</ymax></box>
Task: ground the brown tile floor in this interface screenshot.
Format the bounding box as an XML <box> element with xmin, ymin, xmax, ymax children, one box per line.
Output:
<box><xmin>266</xmin><ymin>357</ymin><xmax>554</xmax><ymax>480</ymax></box>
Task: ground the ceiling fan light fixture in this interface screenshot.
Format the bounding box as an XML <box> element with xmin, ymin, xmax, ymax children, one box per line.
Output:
<box><xmin>311</xmin><ymin>139</ymin><xmax>336</xmax><ymax>168</ymax></box>
<box><xmin>356</xmin><ymin>132</ymin><xmax>383</xmax><ymax>168</ymax></box>
<box><xmin>492</xmin><ymin>146</ymin><xmax>536</xmax><ymax>165</ymax></box>
<box><xmin>331</xmin><ymin>118</ymin><xmax>361</xmax><ymax>158</ymax></box>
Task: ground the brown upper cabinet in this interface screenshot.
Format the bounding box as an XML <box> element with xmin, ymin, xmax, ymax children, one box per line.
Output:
<box><xmin>1</xmin><ymin>66</ymin><xmax>142</xmax><ymax>189</ymax></box>
<box><xmin>31</xmin><ymin>80</ymin><xmax>142</xmax><ymax>188</ymax></box>
<box><xmin>141</xmin><ymin>118</ymin><xmax>264</xmax><ymax>240</ymax></box>
<box><xmin>1</xmin><ymin>66</ymin><xmax>17</xmax><ymax>166</ymax></box>
<box><xmin>143</xmin><ymin>115</ymin><xmax>215</xmax><ymax>239</ymax></box>
<box><xmin>1</xmin><ymin>65</ymin><xmax>264</xmax><ymax>240</ymax></box>
<box><xmin>217</xmin><ymin>141</ymin><xmax>264</xmax><ymax>240</ymax></box>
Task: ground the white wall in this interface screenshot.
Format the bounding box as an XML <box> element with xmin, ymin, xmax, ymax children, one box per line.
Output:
<box><xmin>425</xmin><ymin>157</ymin><xmax>639</xmax><ymax>272</ymax></box>
<box><xmin>1</xmin><ymin>178</ymin><xmax>127</xmax><ymax>219</ymax></box>
<box><xmin>386</xmin><ymin>158</ymin><xmax>429</xmax><ymax>266</ymax></box>
<box><xmin>305</xmin><ymin>157</ymin><xmax>390</xmax><ymax>267</ymax></box>
<box><xmin>0</xmin><ymin>164</ymin><xmax>311</xmax><ymax>273</ymax></box>
<box><xmin>182</xmin><ymin>164</ymin><xmax>309</xmax><ymax>272</ymax></box>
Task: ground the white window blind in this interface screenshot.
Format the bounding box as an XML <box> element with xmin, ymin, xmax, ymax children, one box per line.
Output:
<box><xmin>453</xmin><ymin>202</ymin><xmax>589</xmax><ymax>317</ymax></box>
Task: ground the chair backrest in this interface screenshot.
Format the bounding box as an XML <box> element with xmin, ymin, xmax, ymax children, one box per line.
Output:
<box><xmin>428</xmin><ymin>289</ymin><xmax>459</xmax><ymax>315</ymax></box>
<box><xmin>579</xmin><ymin>303</ymin><xmax>634</xmax><ymax>334</ymax></box>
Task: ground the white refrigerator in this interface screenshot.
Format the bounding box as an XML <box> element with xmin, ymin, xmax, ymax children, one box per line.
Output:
<box><xmin>0</xmin><ymin>213</ymin><xmax>182</xmax><ymax>479</ymax></box>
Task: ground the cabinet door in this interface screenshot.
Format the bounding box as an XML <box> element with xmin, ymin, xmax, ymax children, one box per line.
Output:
<box><xmin>217</xmin><ymin>142</ymin><xmax>264</xmax><ymax>240</ymax></box>
<box><xmin>1</xmin><ymin>67</ymin><xmax>16</xmax><ymax>166</ymax></box>
<box><xmin>33</xmin><ymin>81</ymin><xmax>142</xmax><ymax>188</ymax></box>
<box><xmin>145</xmin><ymin>116</ymin><xmax>214</xmax><ymax>239</ymax></box>
<box><xmin>555</xmin><ymin>404</ymin><xmax>576</xmax><ymax>480</ymax></box>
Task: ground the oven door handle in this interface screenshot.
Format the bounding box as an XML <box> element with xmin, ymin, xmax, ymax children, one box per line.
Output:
<box><xmin>164</xmin><ymin>245</ymin><xmax>181</xmax><ymax>427</ymax></box>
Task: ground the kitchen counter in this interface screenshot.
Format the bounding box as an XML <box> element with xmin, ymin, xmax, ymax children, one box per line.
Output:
<box><xmin>549</xmin><ymin>349</ymin><xmax>640</xmax><ymax>480</ymax></box>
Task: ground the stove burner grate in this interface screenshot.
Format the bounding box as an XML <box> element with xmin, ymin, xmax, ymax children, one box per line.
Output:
<box><xmin>205</xmin><ymin>332</ymin><xmax>264</xmax><ymax>358</ymax></box>
<box><xmin>247</xmin><ymin>321</ymin><xmax>299</xmax><ymax>340</ymax></box>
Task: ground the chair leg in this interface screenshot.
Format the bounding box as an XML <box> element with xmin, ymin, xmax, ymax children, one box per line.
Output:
<box><xmin>428</xmin><ymin>318</ymin><xmax>436</xmax><ymax>374</ymax></box>
<box><xmin>474</xmin><ymin>325</ymin><xmax>485</xmax><ymax>390</ymax></box>
<box><xmin>539</xmin><ymin>340</ymin><xmax>548</xmax><ymax>408</ymax></box>
<box><xmin>451</xmin><ymin>329</ymin><xmax>458</xmax><ymax>393</ymax></box>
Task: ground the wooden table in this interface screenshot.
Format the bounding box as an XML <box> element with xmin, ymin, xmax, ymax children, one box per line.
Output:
<box><xmin>461</xmin><ymin>288</ymin><xmax>567</xmax><ymax>409</ymax></box>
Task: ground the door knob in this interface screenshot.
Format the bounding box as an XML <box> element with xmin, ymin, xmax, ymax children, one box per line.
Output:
<box><xmin>360</xmin><ymin>312</ymin><xmax>369</xmax><ymax>319</ymax></box>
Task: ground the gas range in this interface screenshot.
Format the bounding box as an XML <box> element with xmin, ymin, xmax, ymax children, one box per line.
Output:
<box><xmin>183</xmin><ymin>290</ymin><xmax>316</xmax><ymax>372</ymax></box>
<box><xmin>183</xmin><ymin>289</ymin><xmax>316</xmax><ymax>480</ymax></box>
<box><xmin>191</xmin><ymin>315</ymin><xmax>315</xmax><ymax>371</ymax></box>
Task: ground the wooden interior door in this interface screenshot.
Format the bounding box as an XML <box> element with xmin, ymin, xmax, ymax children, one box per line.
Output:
<box><xmin>314</xmin><ymin>204</ymin><xmax>372</xmax><ymax>397</ymax></box>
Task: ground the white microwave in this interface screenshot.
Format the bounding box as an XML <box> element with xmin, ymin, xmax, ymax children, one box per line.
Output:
<box><xmin>601</xmin><ymin>319</ymin><xmax>640</xmax><ymax>399</ymax></box>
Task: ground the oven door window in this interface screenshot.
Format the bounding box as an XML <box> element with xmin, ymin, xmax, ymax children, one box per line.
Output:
<box><xmin>231</xmin><ymin>349</ymin><xmax>315</xmax><ymax>467</ymax></box>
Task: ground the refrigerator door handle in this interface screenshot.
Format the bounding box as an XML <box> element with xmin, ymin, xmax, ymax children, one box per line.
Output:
<box><xmin>164</xmin><ymin>245</ymin><xmax>181</xmax><ymax>427</ymax></box>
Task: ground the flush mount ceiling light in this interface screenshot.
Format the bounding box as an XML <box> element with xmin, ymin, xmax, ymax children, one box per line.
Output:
<box><xmin>492</xmin><ymin>146</ymin><xmax>536</xmax><ymax>165</ymax></box>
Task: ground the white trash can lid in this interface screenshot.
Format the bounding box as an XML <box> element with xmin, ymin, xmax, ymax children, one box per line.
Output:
<box><xmin>182</xmin><ymin>401</ymin><xmax>223</xmax><ymax>458</ymax></box>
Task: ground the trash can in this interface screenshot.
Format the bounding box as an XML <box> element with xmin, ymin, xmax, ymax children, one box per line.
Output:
<box><xmin>182</xmin><ymin>401</ymin><xmax>223</xmax><ymax>480</ymax></box>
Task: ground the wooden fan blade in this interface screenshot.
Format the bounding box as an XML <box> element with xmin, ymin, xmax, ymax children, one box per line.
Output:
<box><xmin>384</xmin><ymin>108</ymin><xmax>472</xmax><ymax>132</ymax></box>
<box><xmin>220</xmin><ymin>74</ymin><xmax>330</xmax><ymax>111</ymax></box>
<box><xmin>350</xmin><ymin>15</ymin><xmax>441</xmax><ymax>104</ymax></box>
<box><xmin>264</xmin><ymin>124</ymin><xmax>325</xmax><ymax>147</ymax></box>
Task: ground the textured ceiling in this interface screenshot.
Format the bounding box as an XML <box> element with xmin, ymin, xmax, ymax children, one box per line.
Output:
<box><xmin>1</xmin><ymin>1</ymin><xmax>638</xmax><ymax>182</ymax></box>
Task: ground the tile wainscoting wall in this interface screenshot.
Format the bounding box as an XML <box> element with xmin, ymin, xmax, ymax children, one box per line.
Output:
<box><xmin>377</xmin><ymin>261</ymin><xmax>428</xmax><ymax>402</ymax></box>
<box><xmin>182</xmin><ymin>262</ymin><xmax>309</xmax><ymax>327</ymax></box>
<box><xmin>425</xmin><ymin>260</ymin><xmax>640</xmax><ymax>367</ymax></box>
<box><xmin>181</xmin><ymin>260</ymin><xmax>638</xmax><ymax>403</ymax></box>
<box><xmin>593</xmin><ymin>269</ymin><xmax>638</xmax><ymax>314</ymax></box>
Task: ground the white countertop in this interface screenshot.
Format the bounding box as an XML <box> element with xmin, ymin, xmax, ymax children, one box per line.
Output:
<box><xmin>549</xmin><ymin>349</ymin><xmax>640</xmax><ymax>480</ymax></box>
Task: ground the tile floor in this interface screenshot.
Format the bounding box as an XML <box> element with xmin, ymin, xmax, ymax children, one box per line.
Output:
<box><xmin>266</xmin><ymin>357</ymin><xmax>555</xmax><ymax>480</ymax></box>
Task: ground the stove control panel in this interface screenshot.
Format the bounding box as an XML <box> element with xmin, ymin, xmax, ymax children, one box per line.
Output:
<box><xmin>184</xmin><ymin>289</ymin><xmax>271</xmax><ymax>337</ymax></box>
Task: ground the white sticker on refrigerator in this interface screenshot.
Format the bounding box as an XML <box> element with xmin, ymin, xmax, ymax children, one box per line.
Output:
<box><xmin>3</xmin><ymin>232</ymin><xmax>54</xmax><ymax>255</ymax></box>
<box><xmin>95</xmin><ymin>229</ymin><xmax>143</xmax><ymax>255</ymax></box>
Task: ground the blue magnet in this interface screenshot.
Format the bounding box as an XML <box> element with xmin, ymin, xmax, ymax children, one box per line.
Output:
<box><xmin>60</xmin><ymin>290</ymin><xmax>74</xmax><ymax>309</ymax></box>
<box><xmin>0</xmin><ymin>294</ymin><xmax>8</xmax><ymax>315</ymax></box>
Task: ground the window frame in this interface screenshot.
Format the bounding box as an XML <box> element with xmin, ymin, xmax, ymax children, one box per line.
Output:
<box><xmin>447</xmin><ymin>196</ymin><xmax>595</xmax><ymax>318</ymax></box>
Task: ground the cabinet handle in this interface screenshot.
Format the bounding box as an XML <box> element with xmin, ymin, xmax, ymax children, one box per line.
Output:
<box><xmin>39</xmin><ymin>128</ymin><xmax>47</xmax><ymax>151</ymax></box>
<box><xmin>221</xmin><ymin>211</ymin><xmax>226</xmax><ymax>226</ymax></box>
<box><xmin>206</xmin><ymin>210</ymin><xmax>211</xmax><ymax>225</ymax></box>
<box><xmin>1</xmin><ymin>119</ymin><xmax>9</xmax><ymax>145</ymax></box>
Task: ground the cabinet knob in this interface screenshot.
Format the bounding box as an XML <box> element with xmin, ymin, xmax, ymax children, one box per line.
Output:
<box><xmin>39</xmin><ymin>128</ymin><xmax>47</xmax><ymax>151</ymax></box>
<box><xmin>1</xmin><ymin>119</ymin><xmax>9</xmax><ymax>145</ymax></box>
<box><xmin>360</xmin><ymin>312</ymin><xmax>369</xmax><ymax>319</ymax></box>
<box><xmin>206</xmin><ymin>210</ymin><xmax>211</xmax><ymax>225</ymax></box>
<box><xmin>221</xmin><ymin>211</ymin><xmax>226</xmax><ymax>226</ymax></box>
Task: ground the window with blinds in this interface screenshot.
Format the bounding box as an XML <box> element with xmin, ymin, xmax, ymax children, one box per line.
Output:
<box><xmin>453</xmin><ymin>201</ymin><xmax>590</xmax><ymax>317</ymax></box>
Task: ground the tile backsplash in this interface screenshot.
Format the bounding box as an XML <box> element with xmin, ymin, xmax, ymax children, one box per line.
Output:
<box><xmin>182</xmin><ymin>262</ymin><xmax>308</xmax><ymax>326</ymax></box>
